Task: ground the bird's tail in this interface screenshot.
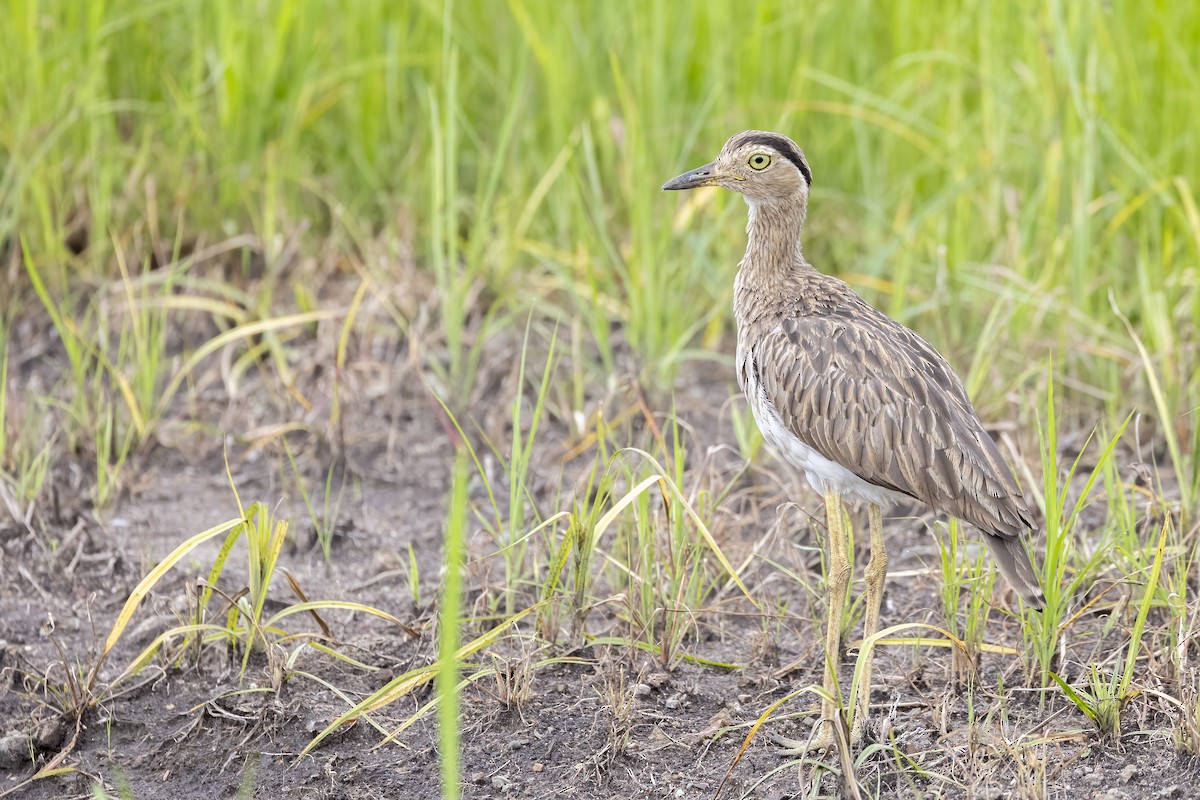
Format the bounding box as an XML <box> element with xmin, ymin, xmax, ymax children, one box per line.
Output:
<box><xmin>982</xmin><ymin>533</ymin><xmax>1045</xmax><ymax>609</ymax></box>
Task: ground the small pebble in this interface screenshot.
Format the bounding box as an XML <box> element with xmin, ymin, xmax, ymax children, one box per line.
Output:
<box><xmin>507</xmin><ymin>738</ymin><xmax>527</xmax><ymax>751</ymax></box>
<box><xmin>470</xmin><ymin>772</ymin><xmax>487</xmax><ymax>784</ymax></box>
<box><xmin>1119</xmin><ymin>764</ymin><xmax>1137</xmax><ymax>784</ymax></box>
<box><xmin>34</xmin><ymin>718</ymin><xmax>66</xmax><ymax>750</ymax></box>
<box><xmin>0</xmin><ymin>733</ymin><xmax>30</xmax><ymax>770</ymax></box>
<box><xmin>491</xmin><ymin>774</ymin><xmax>511</xmax><ymax>790</ymax></box>
<box><xmin>1155</xmin><ymin>787</ymin><xmax>1180</xmax><ymax>799</ymax></box>
<box><xmin>632</xmin><ymin>683</ymin><xmax>652</xmax><ymax>697</ymax></box>
<box><xmin>531</xmin><ymin>762</ymin><xmax>544</xmax><ymax>773</ymax></box>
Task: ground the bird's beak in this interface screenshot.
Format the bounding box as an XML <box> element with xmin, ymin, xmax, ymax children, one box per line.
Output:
<box><xmin>661</xmin><ymin>161</ymin><xmax>721</xmax><ymax>191</ymax></box>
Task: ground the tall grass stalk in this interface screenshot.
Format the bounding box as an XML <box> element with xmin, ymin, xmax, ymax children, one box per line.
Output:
<box><xmin>499</xmin><ymin>324</ymin><xmax>556</xmax><ymax>615</ymax></box>
<box><xmin>1050</xmin><ymin>516</ymin><xmax>1171</xmax><ymax>738</ymax></box>
<box><xmin>1028</xmin><ymin>369</ymin><xmax>1133</xmax><ymax>688</ymax></box>
<box><xmin>437</xmin><ymin>450</ymin><xmax>469</xmax><ymax>800</ymax></box>
<box><xmin>936</xmin><ymin>519</ymin><xmax>995</xmax><ymax>684</ymax></box>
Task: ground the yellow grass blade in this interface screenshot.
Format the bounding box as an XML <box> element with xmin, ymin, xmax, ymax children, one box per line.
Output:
<box><xmin>102</xmin><ymin>516</ymin><xmax>245</xmax><ymax>657</ymax></box>
<box><xmin>266</xmin><ymin>600</ymin><xmax>420</xmax><ymax>637</ymax></box>
<box><xmin>300</xmin><ymin>605</ymin><xmax>539</xmax><ymax>756</ymax></box>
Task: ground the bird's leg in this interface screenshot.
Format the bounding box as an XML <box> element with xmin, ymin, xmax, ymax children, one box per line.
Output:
<box><xmin>852</xmin><ymin>502</ymin><xmax>888</xmax><ymax>742</ymax></box>
<box><xmin>817</xmin><ymin>488</ymin><xmax>852</xmax><ymax>746</ymax></box>
<box><xmin>774</xmin><ymin>488</ymin><xmax>852</xmax><ymax>755</ymax></box>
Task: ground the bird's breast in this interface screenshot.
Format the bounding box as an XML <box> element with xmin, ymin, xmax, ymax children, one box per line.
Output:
<box><xmin>738</xmin><ymin>336</ymin><xmax>909</xmax><ymax>507</ymax></box>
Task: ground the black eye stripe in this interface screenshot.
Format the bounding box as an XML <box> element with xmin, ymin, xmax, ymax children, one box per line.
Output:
<box><xmin>738</xmin><ymin>133</ymin><xmax>813</xmax><ymax>186</ymax></box>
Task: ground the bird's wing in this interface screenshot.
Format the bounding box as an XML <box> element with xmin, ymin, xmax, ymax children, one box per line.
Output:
<box><xmin>747</xmin><ymin>304</ymin><xmax>1034</xmax><ymax>538</ymax></box>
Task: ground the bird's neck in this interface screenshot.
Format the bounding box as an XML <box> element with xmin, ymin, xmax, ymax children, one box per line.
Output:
<box><xmin>739</xmin><ymin>195</ymin><xmax>809</xmax><ymax>291</ymax></box>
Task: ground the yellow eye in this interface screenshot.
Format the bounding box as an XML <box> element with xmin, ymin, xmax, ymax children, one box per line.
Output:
<box><xmin>748</xmin><ymin>153</ymin><xmax>771</xmax><ymax>170</ymax></box>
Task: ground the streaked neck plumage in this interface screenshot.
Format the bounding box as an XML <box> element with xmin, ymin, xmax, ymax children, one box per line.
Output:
<box><xmin>736</xmin><ymin>194</ymin><xmax>811</xmax><ymax>320</ymax></box>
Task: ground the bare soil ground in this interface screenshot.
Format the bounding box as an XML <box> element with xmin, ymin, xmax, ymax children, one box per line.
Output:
<box><xmin>2</xmin><ymin>284</ymin><xmax>1198</xmax><ymax>800</ymax></box>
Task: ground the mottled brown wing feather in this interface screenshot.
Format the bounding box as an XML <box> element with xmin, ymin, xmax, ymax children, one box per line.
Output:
<box><xmin>752</xmin><ymin>303</ymin><xmax>1036</xmax><ymax>539</ymax></box>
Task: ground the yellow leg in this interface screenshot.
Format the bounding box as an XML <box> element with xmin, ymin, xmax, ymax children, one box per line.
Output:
<box><xmin>777</xmin><ymin>489</ymin><xmax>852</xmax><ymax>754</ymax></box>
<box><xmin>852</xmin><ymin>503</ymin><xmax>888</xmax><ymax>742</ymax></box>
<box><xmin>818</xmin><ymin>488</ymin><xmax>852</xmax><ymax>745</ymax></box>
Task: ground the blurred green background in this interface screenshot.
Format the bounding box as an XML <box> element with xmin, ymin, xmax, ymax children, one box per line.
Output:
<box><xmin>2</xmin><ymin>0</ymin><xmax>1198</xmax><ymax>441</ymax></box>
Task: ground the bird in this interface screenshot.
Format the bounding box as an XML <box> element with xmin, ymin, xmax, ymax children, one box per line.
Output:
<box><xmin>662</xmin><ymin>130</ymin><xmax>1043</xmax><ymax>752</ymax></box>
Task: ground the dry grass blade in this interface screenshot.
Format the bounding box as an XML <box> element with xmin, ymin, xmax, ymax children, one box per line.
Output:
<box><xmin>280</xmin><ymin>569</ymin><xmax>333</xmax><ymax>639</ymax></box>
<box><xmin>265</xmin><ymin>600</ymin><xmax>420</xmax><ymax>638</ymax></box>
<box><xmin>847</xmin><ymin>622</ymin><xmax>973</xmax><ymax>721</ymax></box>
<box><xmin>714</xmin><ymin>686</ymin><xmax>820</xmax><ymax>799</ymax></box>
<box><xmin>158</xmin><ymin>309</ymin><xmax>338</xmax><ymax>412</ymax></box>
<box><xmin>601</xmin><ymin>447</ymin><xmax>756</xmax><ymax>605</ymax></box>
<box><xmin>97</xmin><ymin>515</ymin><xmax>246</xmax><ymax>667</ymax></box>
<box><xmin>298</xmin><ymin>605</ymin><xmax>540</xmax><ymax>757</ymax></box>
<box><xmin>1110</xmin><ymin>290</ymin><xmax>1194</xmax><ymax>518</ymax></box>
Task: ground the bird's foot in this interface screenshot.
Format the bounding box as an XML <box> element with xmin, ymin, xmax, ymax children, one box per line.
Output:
<box><xmin>850</xmin><ymin>718</ymin><xmax>866</xmax><ymax>747</ymax></box>
<box><xmin>771</xmin><ymin>716</ymin><xmax>860</xmax><ymax>756</ymax></box>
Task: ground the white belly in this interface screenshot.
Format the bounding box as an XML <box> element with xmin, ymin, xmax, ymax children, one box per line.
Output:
<box><xmin>740</xmin><ymin>340</ymin><xmax>908</xmax><ymax>507</ymax></box>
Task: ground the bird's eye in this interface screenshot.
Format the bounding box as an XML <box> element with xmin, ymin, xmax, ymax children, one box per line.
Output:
<box><xmin>748</xmin><ymin>153</ymin><xmax>771</xmax><ymax>170</ymax></box>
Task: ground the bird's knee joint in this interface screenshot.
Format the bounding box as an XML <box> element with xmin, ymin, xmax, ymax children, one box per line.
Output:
<box><xmin>865</xmin><ymin>554</ymin><xmax>889</xmax><ymax>583</ymax></box>
<box><xmin>829</xmin><ymin>563</ymin><xmax>852</xmax><ymax>587</ymax></box>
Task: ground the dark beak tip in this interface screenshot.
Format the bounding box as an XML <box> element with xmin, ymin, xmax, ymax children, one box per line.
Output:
<box><xmin>662</xmin><ymin>162</ymin><xmax>717</xmax><ymax>192</ymax></box>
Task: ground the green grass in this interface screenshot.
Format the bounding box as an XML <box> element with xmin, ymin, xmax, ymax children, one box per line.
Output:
<box><xmin>4</xmin><ymin>0</ymin><xmax>1200</xmax><ymax>795</ymax></box>
<box><xmin>936</xmin><ymin>518</ymin><xmax>997</xmax><ymax>686</ymax></box>
<box><xmin>436</xmin><ymin>450</ymin><xmax>468</xmax><ymax>800</ymax></box>
<box><xmin>5</xmin><ymin>1</ymin><xmax>1198</xmax><ymax>402</ymax></box>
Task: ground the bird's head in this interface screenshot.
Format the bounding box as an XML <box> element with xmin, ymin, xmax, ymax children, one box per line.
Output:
<box><xmin>661</xmin><ymin>130</ymin><xmax>812</xmax><ymax>206</ymax></box>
